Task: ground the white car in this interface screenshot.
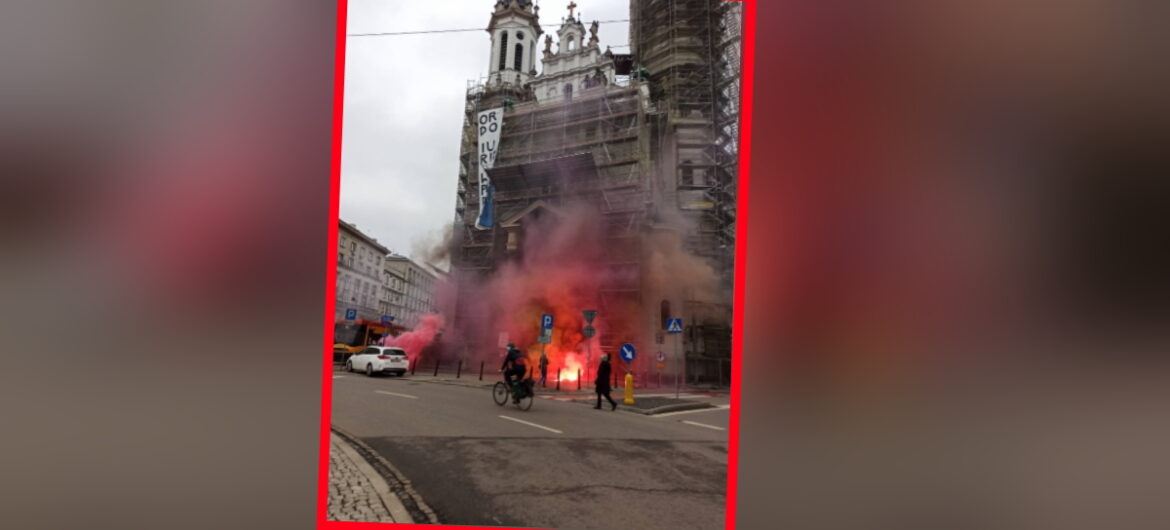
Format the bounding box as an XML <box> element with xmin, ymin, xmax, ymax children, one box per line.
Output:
<box><xmin>346</xmin><ymin>346</ymin><xmax>409</xmax><ymax>377</ymax></box>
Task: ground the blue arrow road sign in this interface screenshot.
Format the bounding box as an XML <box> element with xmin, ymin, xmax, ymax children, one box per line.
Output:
<box><xmin>381</xmin><ymin>315</ymin><xmax>394</xmax><ymax>325</ymax></box>
<box><xmin>541</xmin><ymin>313</ymin><xmax>554</xmax><ymax>330</ymax></box>
<box><xmin>345</xmin><ymin>308</ymin><xmax>357</xmax><ymax>320</ymax></box>
<box><xmin>619</xmin><ymin>343</ymin><xmax>636</xmax><ymax>362</ymax></box>
<box><xmin>666</xmin><ymin>318</ymin><xmax>683</xmax><ymax>334</ymax></box>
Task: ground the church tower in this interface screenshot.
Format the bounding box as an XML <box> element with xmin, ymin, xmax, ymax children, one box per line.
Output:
<box><xmin>486</xmin><ymin>0</ymin><xmax>542</xmax><ymax>88</ymax></box>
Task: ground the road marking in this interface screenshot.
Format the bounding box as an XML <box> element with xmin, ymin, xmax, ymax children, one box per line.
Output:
<box><xmin>498</xmin><ymin>415</ymin><xmax>563</xmax><ymax>434</ymax></box>
<box><xmin>333</xmin><ymin>376</ymin><xmax>345</xmax><ymax>379</ymax></box>
<box><xmin>375</xmin><ymin>390</ymin><xmax>419</xmax><ymax>400</ymax></box>
<box><xmin>654</xmin><ymin>406</ymin><xmax>731</xmax><ymax>418</ymax></box>
<box><xmin>681</xmin><ymin>420</ymin><xmax>726</xmax><ymax>431</ymax></box>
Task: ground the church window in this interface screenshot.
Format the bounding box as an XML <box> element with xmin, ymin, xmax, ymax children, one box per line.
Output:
<box><xmin>499</xmin><ymin>32</ymin><xmax>509</xmax><ymax>70</ymax></box>
<box><xmin>514</xmin><ymin>43</ymin><xmax>523</xmax><ymax>71</ymax></box>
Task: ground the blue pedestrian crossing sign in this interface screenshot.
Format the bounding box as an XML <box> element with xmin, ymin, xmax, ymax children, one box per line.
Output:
<box><xmin>541</xmin><ymin>313</ymin><xmax>554</xmax><ymax>330</ymax></box>
<box><xmin>666</xmin><ymin>318</ymin><xmax>683</xmax><ymax>334</ymax></box>
<box><xmin>345</xmin><ymin>308</ymin><xmax>357</xmax><ymax>320</ymax></box>
<box><xmin>619</xmin><ymin>343</ymin><xmax>636</xmax><ymax>362</ymax></box>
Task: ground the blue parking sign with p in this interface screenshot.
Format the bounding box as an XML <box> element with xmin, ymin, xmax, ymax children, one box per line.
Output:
<box><xmin>541</xmin><ymin>313</ymin><xmax>554</xmax><ymax>330</ymax></box>
<box><xmin>345</xmin><ymin>308</ymin><xmax>357</xmax><ymax>320</ymax></box>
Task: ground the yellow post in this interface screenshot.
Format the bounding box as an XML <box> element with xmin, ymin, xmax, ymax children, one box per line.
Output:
<box><xmin>624</xmin><ymin>372</ymin><xmax>635</xmax><ymax>405</ymax></box>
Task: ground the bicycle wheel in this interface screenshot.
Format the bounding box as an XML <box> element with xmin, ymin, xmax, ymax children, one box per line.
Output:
<box><xmin>492</xmin><ymin>382</ymin><xmax>508</xmax><ymax>406</ymax></box>
<box><xmin>516</xmin><ymin>388</ymin><xmax>534</xmax><ymax>411</ymax></box>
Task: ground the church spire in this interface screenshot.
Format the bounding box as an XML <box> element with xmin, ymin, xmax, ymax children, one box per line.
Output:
<box><xmin>486</xmin><ymin>0</ymin><xmax>542</xmax><ymax>87</ymax></box>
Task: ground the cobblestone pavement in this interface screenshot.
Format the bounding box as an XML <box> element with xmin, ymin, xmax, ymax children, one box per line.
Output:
<box><xmin>328</xmin><ymin>433</ymin><xmax>403</xmax><ymax>523</ymax></box>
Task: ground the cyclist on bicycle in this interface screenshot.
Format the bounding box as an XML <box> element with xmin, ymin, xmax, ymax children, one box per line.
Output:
<box><xmin>500</xmin><ymin>343</ymin><xmax>528</xmax><ymax>402</ymax></box>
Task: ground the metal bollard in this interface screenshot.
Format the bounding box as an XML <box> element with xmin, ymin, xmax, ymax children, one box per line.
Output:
<box><xmin>411</xmin><ymin>358</ymin><xmax>417</xmax><ymax>375</ymax></box>
<box><xmin>479</xmin><ymin>360</ymin><xmax>484</xmax><ymax>381</ymax></box>
<box><xmin>457</xmin><ymin>359</ymin><xmax>463</xmax><ymax>378</ymax></box>
<box><xmin>624</xmin><ymin>372</ymin><xmax>635</xmax><ymax>405</ymax></box>
<box><xmin>433</xmin><ymin>358</ymin><xmax>439</xmax><ymax>377</ymax></box>
<box><xmin>577</xmin><ymin>369</ymin><xmax>581</xmax><ymax>390</ymax></box>
<box><xmin>556</xmin><ymin>368</ymin><xmax>562</xmax><ymax>391</ymax></box>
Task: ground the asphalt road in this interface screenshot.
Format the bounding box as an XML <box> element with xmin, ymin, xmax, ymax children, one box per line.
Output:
<box><xmin>331</xmin><ymin>367</ymin><xmax>729</xmax><ymax>530</ymax></box>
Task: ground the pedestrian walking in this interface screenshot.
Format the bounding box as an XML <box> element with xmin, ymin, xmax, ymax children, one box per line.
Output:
<box><xmin>594</xmin><ymin>353</ymin><xmax>617</xmax><ymax>410</ymax></box>
<box><xmin>538</xmin><ymin>351</ymin><xmax>549</xmax><ymax>387</ymax></box>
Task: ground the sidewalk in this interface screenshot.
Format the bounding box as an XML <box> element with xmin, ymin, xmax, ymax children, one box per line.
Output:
<box><xmin>327</xmin><ymin>432</ymin><xmax>413</xmax><ymax>524</ymax></box>
<box><xmin>365</xmin><ymin>367</ymin><xmax>730</xmax><ymax>397</ymax></box>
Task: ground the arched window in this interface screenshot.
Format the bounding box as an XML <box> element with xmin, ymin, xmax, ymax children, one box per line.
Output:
<box><xmin>567</xmin><ymin>37</ymin><xmax>575</xmax><ymax>52</ymax></box>
<box><xmin>498</xmin><ymin>32</ymin><xmax>509</xmax><ymax>70</ymax></box>
<box><xmin>514</xmin><ymin>43</ymin><xmax>523</xmax><ymax>71</ymax></box>
<box><xmin>563</xmin><ymin>83</ymin><xmax>573</xmax><ymax>100</ymax></box>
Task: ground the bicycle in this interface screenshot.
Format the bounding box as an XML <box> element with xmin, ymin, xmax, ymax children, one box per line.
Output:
<box><xmin>493</xmin><ymin>375</ymin><xmax>535</xmax><ymax>411</ymax></box>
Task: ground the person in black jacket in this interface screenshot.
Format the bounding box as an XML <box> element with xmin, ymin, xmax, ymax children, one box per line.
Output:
<box><xmin>594</xmin><ymin>353</ymin><xmax>617</xmax><ymax>410</ymax></box>
<box><xmin>500</xmin><ymin>343</ymin><xmax>527</xmax><ymax>402</ymax></box>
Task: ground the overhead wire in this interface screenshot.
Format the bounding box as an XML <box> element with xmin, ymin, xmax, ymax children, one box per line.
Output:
<box><xmin>348</xmin><ymin>18</ymin><xmax>634</xmax><ymax>38</ymax></box>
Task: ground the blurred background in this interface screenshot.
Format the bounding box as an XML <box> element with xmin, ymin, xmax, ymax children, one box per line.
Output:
<box><xmin>0</xmin><ymin>1</ymin><xmax>336</xmax><ymax>529</ymax></box>
<box><xmin>0</xmin><ymin>1</ymin><xmax>1167</xmax><ymax>529</ymax></box>
<box><xmin>741</xmin><ymin>1</ymin><xmax>1169</xmax><ymax>529</ymax></box>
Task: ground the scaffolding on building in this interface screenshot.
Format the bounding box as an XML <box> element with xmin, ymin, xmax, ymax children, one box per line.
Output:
<box><xmin>454</xmin><ymin>73</ymin><xmax>656</xmax><ymax>355</ymax></box>
<box><xmin>450</xmin><ymin>1</ymin><xmax>743</xmax><ymax>382</ymax></box>
<box><xmin>630</xmin><ymin>0</ymin><xmax>742</xmax><ymax>381</ymax></box>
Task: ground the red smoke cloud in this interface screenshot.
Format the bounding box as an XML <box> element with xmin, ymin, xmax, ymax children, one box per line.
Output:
<box><xmin>381</xmin><ymin>314</ymin><xmax>444</xmax><ymax>366</ymax></box>
<box><xmin>449</xmin><ymin>202</ymin><xmax>720</xmax><ymax>382</ymax></box>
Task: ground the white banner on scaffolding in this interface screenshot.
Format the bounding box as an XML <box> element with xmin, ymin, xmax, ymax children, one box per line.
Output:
<box><xmin>475</xmin><ymin>107</ymin><xmax>504</xmax><ymax>230</ymax></box>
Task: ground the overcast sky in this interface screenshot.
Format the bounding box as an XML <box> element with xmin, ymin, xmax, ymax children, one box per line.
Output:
<box><xmin>340</xmin><ymin>0</ymin><xmax>631</xmax><ymax>268</ymax></box>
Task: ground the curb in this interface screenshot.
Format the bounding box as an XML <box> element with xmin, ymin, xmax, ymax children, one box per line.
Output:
<box><xmin>405</xmin><ymin>375</ymin><xmax>598</xmax><ymax>395</ymax></box>
<box><xmin>562</xmin><ymin>397</ymin><xmax>715</xmax><ymax>415</ymax></box>
<box><xmin>331</xmin><ymin>426</ymin><xmax>441</xmax><ymax>525</ymax></box>
<box><xmin>631</xmin><ymin>401</ymin><xmax>715</xmax><ymax>415</ymax></box>
<box><xmin>331</xmin><ymin>433</ymin><xmax>413</xmax><ymax>524</ymax></box>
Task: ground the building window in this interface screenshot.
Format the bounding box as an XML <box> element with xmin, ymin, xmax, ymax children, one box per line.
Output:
<box><xmin>567</xmin><ymin>37</ymin><xmax>575</xmax><ymax>52</ymax></box>
<box><xmin>514</xmin><ymin>43</ymin><xmax>523</xmax><ymax>71</ymax></box>
<box><xmin>498</xmin><ymin>31</ymin><xmax>509</xmax><ymax>70</ymax></box>
<box><xmin>563</xmin><ymin>83</ymin><xmax>573</xmax><ymax>100</ymax></box>
<box><xmin>681</xmin><ymin>160</ymin><xmax>694</xmax><ymax>186</ymax></box>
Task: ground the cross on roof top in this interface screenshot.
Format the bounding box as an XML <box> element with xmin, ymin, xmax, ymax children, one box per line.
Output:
<box><xmin>567</xmin><ymin>1</ymin><xmax>577</xmax><ymax>18</ymax></box>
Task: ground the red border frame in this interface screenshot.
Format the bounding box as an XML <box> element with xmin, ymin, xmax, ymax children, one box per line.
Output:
<box><xmin>317</xmin><ymin>1</ymin><xmax>754</xmax><ymax>528</ymax></box>
<box><xmin>727</xmin><ymin>1</ymin><xmax>754</xmax><ymax>528</ymax></box>
<box><xmin>318</xmin><ymin>0</ymin><xmax>347</xmax><ymax>527</ymax></box>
